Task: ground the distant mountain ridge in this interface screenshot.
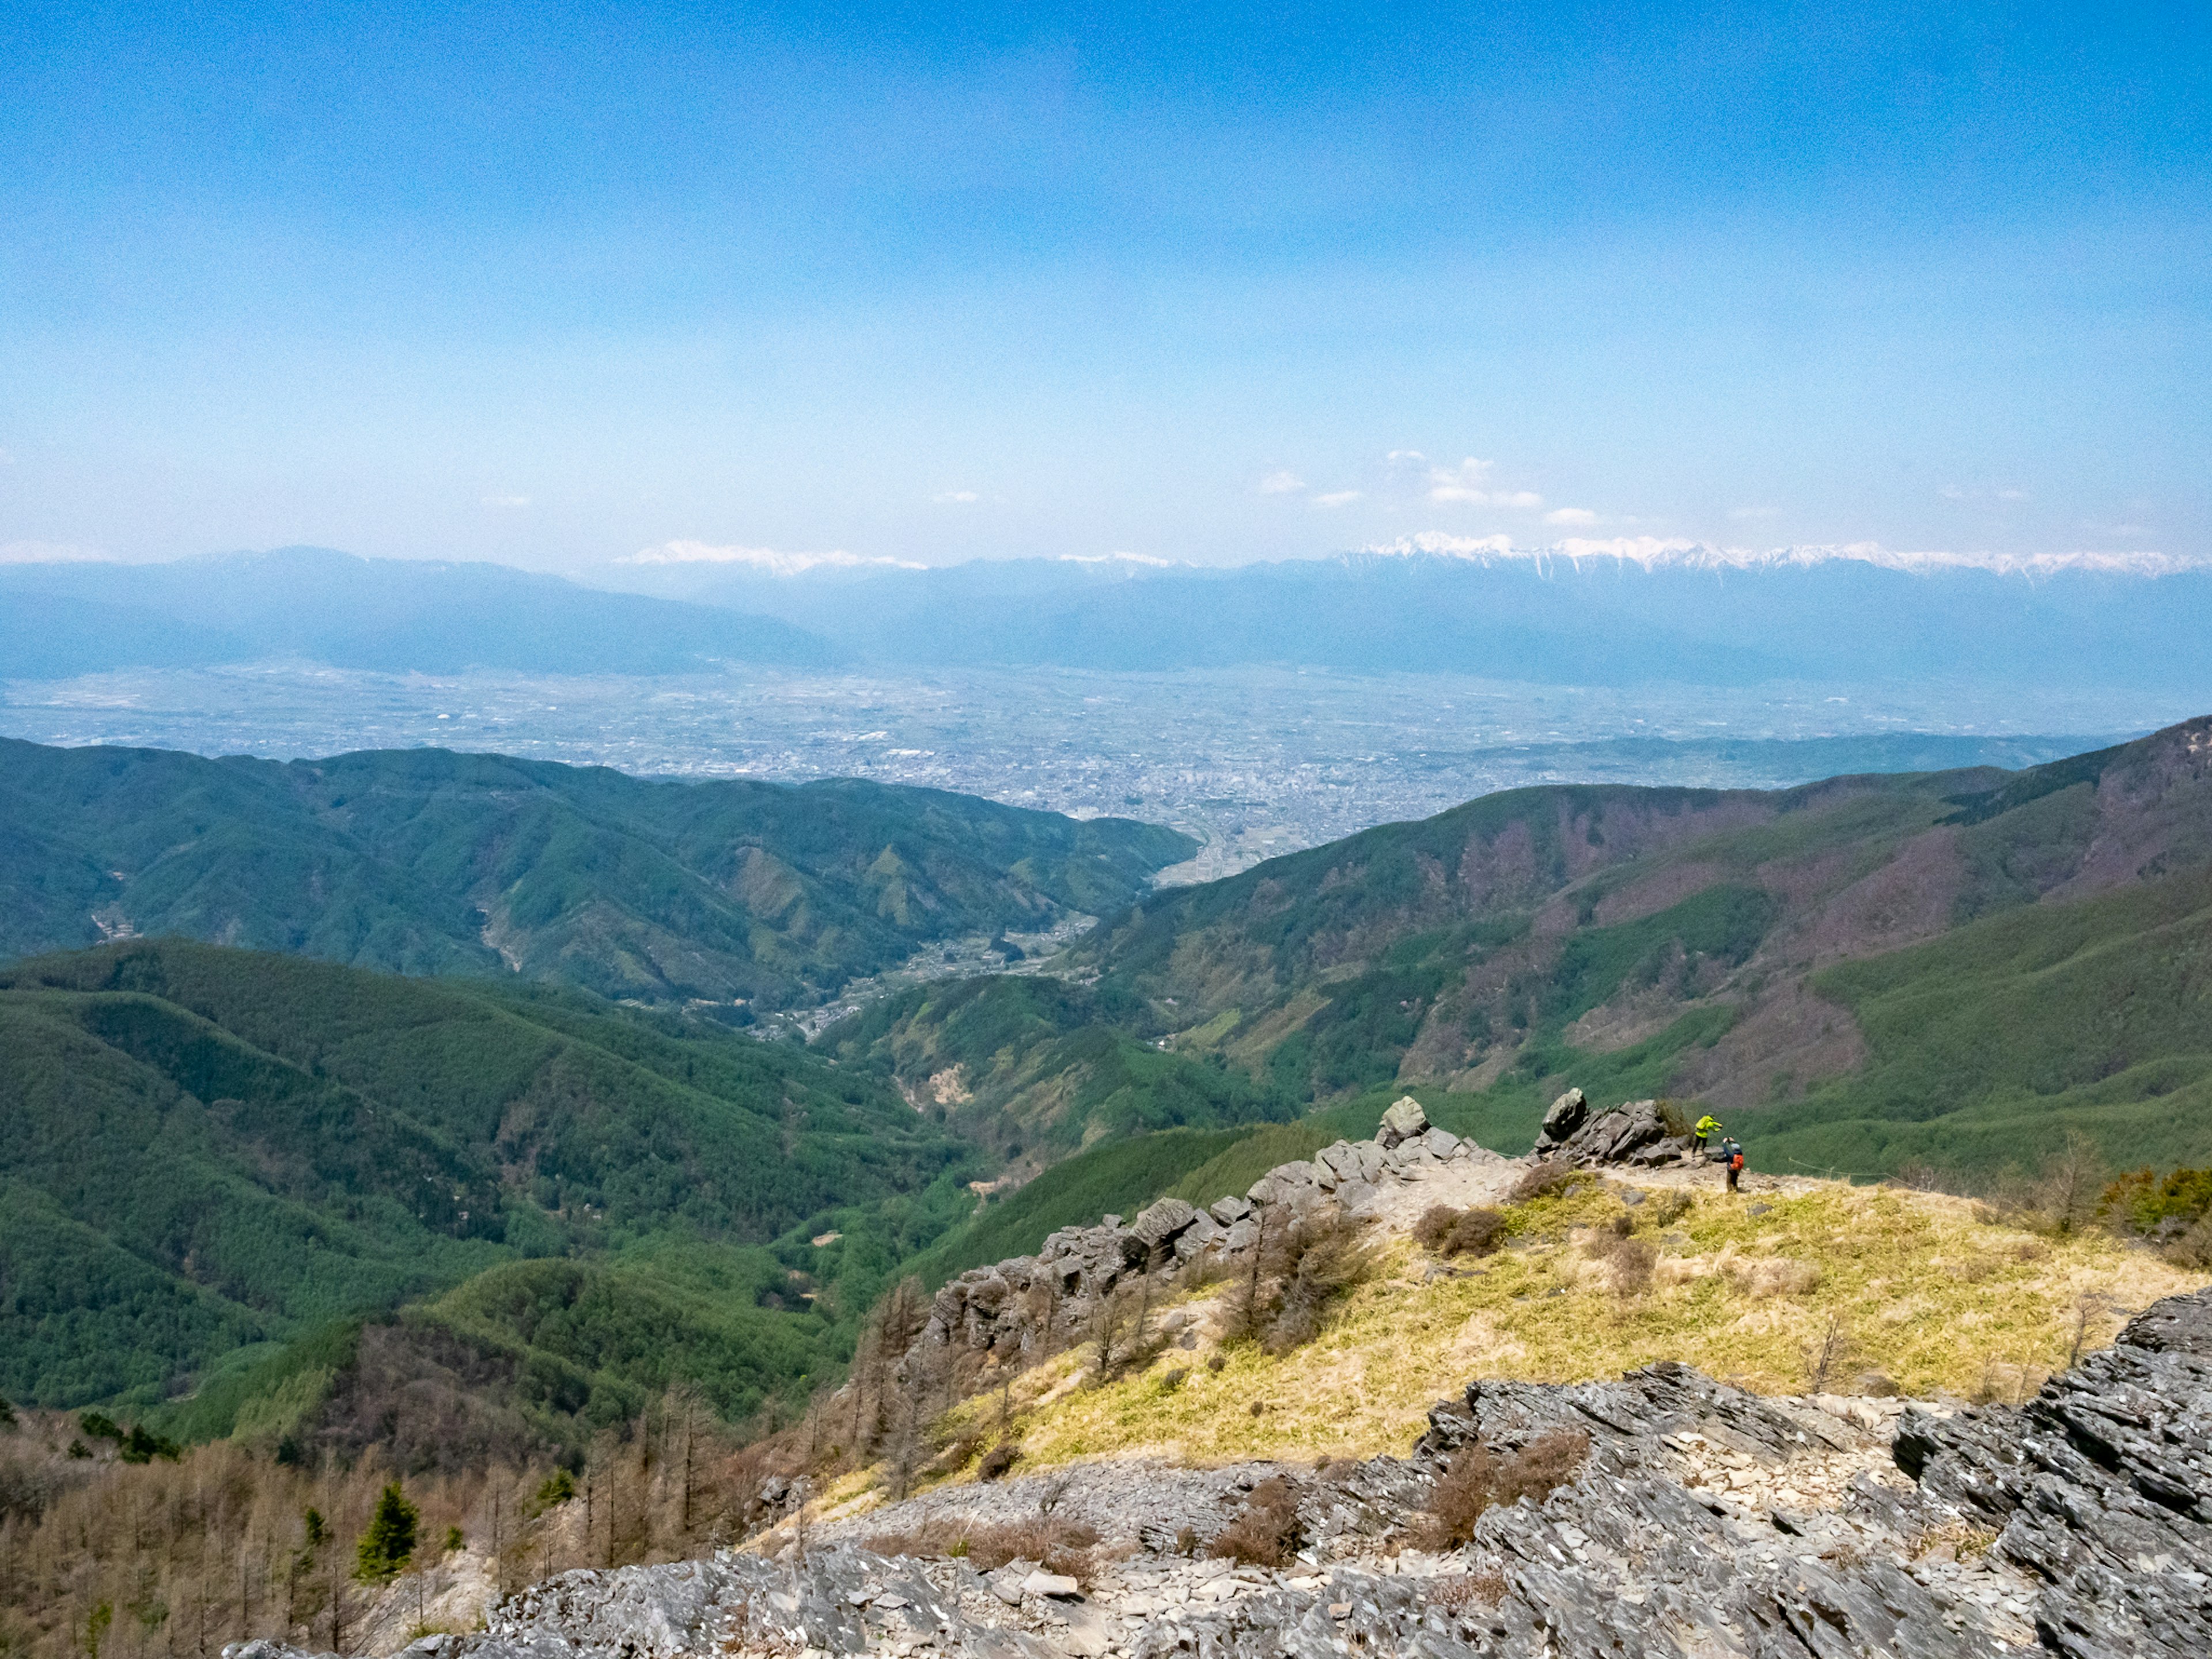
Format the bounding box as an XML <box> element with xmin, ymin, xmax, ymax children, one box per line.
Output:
<box><xmin>7</xmin><ymin>545</ymin><xmax>2212</xmax><ymax>690</ymax></box>
<box><xmin>0</xmin><ymin>740</ymin><xmax>1194</xmax><ymax>1006</ymax></box>
<box><xmin>637</xmin><ymin>549</ymin><xmax>2212</xmax><ymax>690</ymax></box>
<box><xmin>0</xmin><ymin>547</ymin><xmax>834</xmax><ymax>677</ymax></box>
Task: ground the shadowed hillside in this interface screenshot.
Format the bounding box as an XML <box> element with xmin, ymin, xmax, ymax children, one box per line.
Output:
<box><xmin>0</xmin><ymin>740</ymin><xmax>1192</xmax><ymax>1007</ymax></box>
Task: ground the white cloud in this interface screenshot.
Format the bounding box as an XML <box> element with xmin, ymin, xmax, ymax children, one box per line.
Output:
<box><xmin>933</xmin><ymin>490</ymin><xmax>980</xmax><ymax>503</ymax></box>
<box><xmin>0</xmin><ymin>540</ymin><xmax>108</xmax><ymax>564</ymax></box>
<box><xmin>1543</xmin><ymin>506</ymin><xmax>1598</xmax><ymax>526</ymax></box>
<box><xmin>1385</xmin><ymin>448</ymin><xmax>1427</xmax><ymax>463</ymax></box>
<box><xmin>1258</xmin><ymin>470</ymin><xmax>1306</xmax><ymax>495</ymax></box>
<box><xmin>482</xmin><ymin>494</ymin><xmax>531</xmax><ymax>509</ymax></box>
<box><xmin>1312</xmin><ymin>490</ymin><xmax>1363</xmax><ymax>508</ymax></box>
<box><xmin>1425</xmin><ymin>457</ymin><xmax>1541</xmax><ymax>507</ymax></box>
<box><xmin>1729</xmin><ymin>505</ymin><xmax>1779</xmax><ymax>521</ymax></box>
<box><xmin>1361</xmin><ymin>535</ymin><xmax>2208</xmax><ymax>577</ymax></box>
<box><xmin>1997</xmin><ymin>488</ymin><xmax>2028</xmax><ymax>501</ymax></box>
<box><xmin>619</xmin><ymin>540</ymin><xmax>925</xmax><ymax>576</ymax></box>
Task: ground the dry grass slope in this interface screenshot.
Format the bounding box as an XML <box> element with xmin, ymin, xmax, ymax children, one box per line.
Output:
<box><xmin>919</xmin><ymin>1176</ymin><xmax>2206</xmax><ymax>1476</ymax></box>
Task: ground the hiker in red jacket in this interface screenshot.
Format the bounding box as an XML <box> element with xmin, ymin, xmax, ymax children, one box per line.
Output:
<box><xmin>1719</xmin><ymin>1137</ymin><xmax>1745</xmax><ymax>1193</ymax></box>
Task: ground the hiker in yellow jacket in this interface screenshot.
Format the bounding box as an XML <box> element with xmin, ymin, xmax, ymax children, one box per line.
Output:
<box><xmin>1694</xmin><ymin>1113</ymin><xmax>1722</xmax><ymax>1153</ymax></box>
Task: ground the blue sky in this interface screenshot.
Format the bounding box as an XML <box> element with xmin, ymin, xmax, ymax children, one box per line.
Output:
<box><xmin>1</xmin><ymin>1</ymin><xmax>2206</xmax><ymax>575</ymax></box>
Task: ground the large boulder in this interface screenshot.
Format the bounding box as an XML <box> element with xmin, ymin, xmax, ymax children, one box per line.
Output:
<box><xmin>1539</xmin><ymin>1086</ymin><xmax>1589</xmax><ymax>1145</ymax></box>
<box><xmin>1130</xmin><ymin>1197</ymin><xmax>1199</xmax><ymax>1253</ymax></box>
<box><xmin>1376</xmin><ymin>1095</ymin><xmax>1430</xmax><ymax>1148</ymax></box>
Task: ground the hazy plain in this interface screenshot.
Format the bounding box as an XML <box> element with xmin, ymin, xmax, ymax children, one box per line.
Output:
<box><xmin>2</xmin><ymin>662</ymin><xmax>2172</xmax><ymax>883</ymax></box>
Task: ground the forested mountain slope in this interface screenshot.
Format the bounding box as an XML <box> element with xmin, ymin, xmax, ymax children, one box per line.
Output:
<box><xmin>0</xmin><ymin>941</ymin><xmax>983</xmax><ymax>1449</ymax></box>
<box><xmin>825</xmin><ymin>717</ymin><xmax>2212</xmax><ymax>1181</ymax></box>
<box><xmin>0</xmin><ymin>740</ymin><xmax>1192</xmax><ymax>1006</ymax></box>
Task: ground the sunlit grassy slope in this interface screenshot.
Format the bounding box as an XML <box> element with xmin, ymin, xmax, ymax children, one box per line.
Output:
<box><xmin>935</xmin><ymin>1177</ymin><xmax>2207</xmax><ymax>1474</ymax></box>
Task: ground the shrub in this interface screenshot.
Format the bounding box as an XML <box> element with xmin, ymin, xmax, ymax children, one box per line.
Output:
<box><xmin>1266</xmin><ymin>1213</ymin><xmax>1376</xmax><ymax>1352</ymax></box>
<box><xmin>1985</xmin><ymin>1133</ymin><xmax>2108</xmax><ymax>1236</ymax></box>
<box><xmin>530</xmin><ymin>1469</ymin><xmax>575</xmax><ymax>1514</ymax></box>
<box><xmin>863</xmin><ymin>1518</ymin><xmax>1100</xmax><ymax>1580</ymax></box>
<box><xmin>1413</xmin><ymin>1206</ymin><xmax>1459</xmax><ymax>1251</ymax></box>
<box><xmin>1647</xmin><ymin>1191</ymin><xmax>1693</xmax><ymax>1228</ymax></box>
<box><xmin>118</xmin><ymin>1425</ymin><xmax>181</xmax><ymax>1465</ymax></box>
<box><xmin>1510</xmin><ymin>1161</ymin><xmax>1579</xmax><ymax>1203</ymax></box>
<box><xmin>1207</xmin><ymin>1477</ymin><xmax>1302</xmax><ymax>1569</ymax></box>
<box><xmin>1801</xmin><ymin>1311</ymin><xmax>1857</xmax><ymax>1392</ymax></box>
<box><xmin>2165</xmin><ymin>1215</ymin><xmax>2212</xmax><ymax>1270</ymax></box>
<box><xmin>1415</xmin><ymin>1430</ymin><xmax>1589</xmax><ymax>1549</ymax></box>
<box><xmin>1416</xmin><ymin>1206</ymin><xmax>1509</xmax><ymax>1259</ymax></box>
<box><xmin>2100</xmin><ymin>1165</ymin><xmax>2212</xmax><ymax>1234</ymax></box>
<box><xmin>1600</xmin><ymin>1236</ymin><xmax>1656</xmax><ymax>1298</ymax></box>
<box><xmin>976</xmin><ymin>1442</ymin><xmax>1021</xmax><ymax>1482</ymax></box>
<box><xmin>1223</xmin><ymin>1210</ymin><xmax>1377</xmax><ymax>1354</ymax></box>
<box><xmin>1427</xmin><ymin>1571</ymin><xmax>1508</xmax><ymax>1611</ymax></box>
<box><xmin>1655</xmin><ymin>1100</ymin><xmax>1691</xmax><ymax>1139</ymax></box>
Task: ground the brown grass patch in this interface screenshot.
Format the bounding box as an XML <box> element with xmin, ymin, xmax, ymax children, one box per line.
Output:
<box><xmin>861</xmin><ymin>1516</ymin><xmax>1101</xmax><ymax>1580</ymax></box>
<box><xmin>1414</xmin><ymin>1205</ymin><xmax>1510</xmax><ymax>1259</ymax></box>
<box><xmin>1207</xmin><ymin>1476</ymin><xmax>1302</xmax><ymax>1569</ymax></box>
<box><xmin>1413</xmin><ymin>1429</ymin><xmax>1589</xmax><ymax>1548</ymax></box>
<box><xmin>1427</xmin><ymin>1571</ymin><xmax>1509</xmax><ymax>1611</ymax></box>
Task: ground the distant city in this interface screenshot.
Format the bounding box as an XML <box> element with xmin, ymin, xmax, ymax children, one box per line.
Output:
<box><xmin>1</xmin><ymin>662</ymin><xmax>2167</xmax><ymax>884</ymax></box>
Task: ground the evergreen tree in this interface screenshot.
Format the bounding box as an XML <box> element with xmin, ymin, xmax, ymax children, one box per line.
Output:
<box><xmin>354</xmin><ymin>1483</ymin><xmax>419</xmax><ymax>1584</ymax></box>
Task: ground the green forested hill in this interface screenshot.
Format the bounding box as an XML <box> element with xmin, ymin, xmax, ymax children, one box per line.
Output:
<box><xmin>0</xmin><ymin>739</ymin><xmax>1194</xmax><ymax>1007</ymax></box>
<box><xmin>813</xmin><ymin>974</ymin><xmax>1288</xmax><ymax>1164</ymax></box>
<box><xmin>0</xmin><ymin>941</ymin><xmax>984</xmax><ymax>1456</ymax></box>
<box><xmin>822</xmin><ymin>717</ymin><xmax>2212</xmax><ymax>1183</ymax></box>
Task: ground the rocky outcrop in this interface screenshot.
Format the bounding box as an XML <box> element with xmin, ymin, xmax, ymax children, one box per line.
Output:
<box><xmin>234</xmin><ymin>1290</ymin><xmax>2211</xmax><ymax>1658</ymax></box>
<box><xmin>917</xmin><ymin>1099</ymin><xmax>1490</xmax><ymax>1362</ymax></box>
<box><xmin>1892</xmin><ymin>1287</ymin><xmax>2212</xmax><ymax>1657</ymax></box>
<box><xmin>918</xmin><ymin>1085</ymin><xmax>1758</xmax><ymax>1367</ymax></box>
<box><xmin>1534</xmin><ymin>1092</ymin><xmax>1703</xmax><ymax>1169</ymax></box>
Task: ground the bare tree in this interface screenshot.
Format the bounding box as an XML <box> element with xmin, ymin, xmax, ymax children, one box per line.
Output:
<box><xmin>2066</xmin><ymin>1290</ymin><xmax>2115</xmax><ymax>1368</ymax></box>
<box><xmin>2042</xmin><ymin>1132</ymin><xmax>2108</xmax><ymax>1235</ymax></box>
<box><xmin>1802</xmin><ymin>1311</ymin><xmax>1857</xmax><ymax>1393</ymax></box>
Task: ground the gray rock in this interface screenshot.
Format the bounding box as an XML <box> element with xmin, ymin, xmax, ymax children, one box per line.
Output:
<box><xmin>1210</xmin><ymin>1195</ymin><xmax>1254</xmax><ymax>1227</ymax></box>
<box><xmin>1535</xmin><ymin>1093</ymin><xmax>1694</xmax><ymax>1170</ymax></box>
<box><xmin>1020</xmin><ymin>1570</ymin><xmax>1082</xmax><ymax>1600</ymax></box>
<box><xmin>1130</xmin><ymin>1198</ymin><xmax>1198</xmax><ymax>1251</ymax></box>
<box><xmin>1539</xmin><ymin>1086</ymin><xmax>1588</xmax><ymax>1143</ymax></box>
<box><xmin>1377</xmin><ymin>1095</ymin><xmax>1430</xmax><ymax>1147</ymax></box>
<box><xmin>1171</xmin><ymin>1212</ymin><xmax>1223</xmax><ymax>1260</ymax></box>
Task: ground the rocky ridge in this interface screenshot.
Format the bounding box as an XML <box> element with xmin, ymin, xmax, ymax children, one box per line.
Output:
<box><xmin>224</xmin><ymin>1099</ymin><xmax>2209</xmax><ymax>1657</ymax></box>
<box><xmin>229</xmin><ymin>1285</ymin><xmax>2212</xmax><ymax>1658</ymax></box>
<box><xmin>914</xmin><ymin>1094</ymin><xmax>1516</xmax><ymax>1368</ymax></box>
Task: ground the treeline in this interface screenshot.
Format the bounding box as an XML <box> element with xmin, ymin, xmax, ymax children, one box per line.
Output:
<box><xmin>0</xmin><ymin>1389</ymin><xmax>775</xmax><ymax>1659</ymax></box>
